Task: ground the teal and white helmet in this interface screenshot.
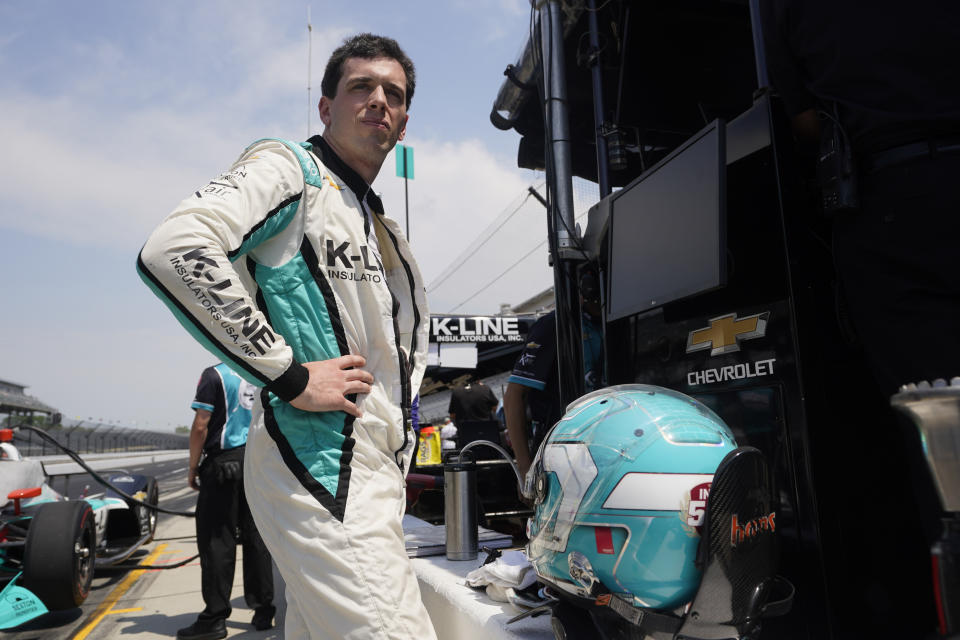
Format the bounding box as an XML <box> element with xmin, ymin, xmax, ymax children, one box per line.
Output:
<box><xmin>525</xmin><ymin>384</ymin><xmax>737</xmax><ymax>611</ymax></box>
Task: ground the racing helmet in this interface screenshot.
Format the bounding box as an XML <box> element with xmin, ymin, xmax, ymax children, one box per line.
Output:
<box><xmin>524</xmin><ymin>384</ymin><xmax>737</xmax><ymax>611</ymax></box>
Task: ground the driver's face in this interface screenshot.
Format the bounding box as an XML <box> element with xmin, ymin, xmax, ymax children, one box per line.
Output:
<box><xmin>319</xmin><ymin>56</ymin><xmax>408</xmax><ymax>180</ymax></box>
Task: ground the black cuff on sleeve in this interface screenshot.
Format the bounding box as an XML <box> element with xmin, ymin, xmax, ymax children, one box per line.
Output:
<box><xmin>266</xmin><ymin>360</ymin><xmax>309</xmax><ymax>403</ymax></box>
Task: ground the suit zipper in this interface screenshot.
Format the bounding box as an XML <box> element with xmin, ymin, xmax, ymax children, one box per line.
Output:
<box><xmin>377</xmin><ymin>220</ymin><xmax>422</xmax><ymax>470</ymax></box>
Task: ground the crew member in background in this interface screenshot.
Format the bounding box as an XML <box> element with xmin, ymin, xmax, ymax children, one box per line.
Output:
<box><xmin>448</xmin><ymin>377</ymin><xmax>498</xmax><ymax>423</ymax></box>
<box><xmin>762</xmin><ymin>3</ymin><xmax>960</xmax><ymax>636</ymax></box>
<box><xmin>179</xmin><ymin>363</ymin><xmax>274</xmax><ymax>640</ymax></box>
<box><xmin>139</xmin><ymin>33</ymin><xmax>434</xmax><ymax>640</ymax></box>
<box><xmin>504</xmin><ymin>269</ymin><xmax>604</xmax><ymax>480</ymax></box>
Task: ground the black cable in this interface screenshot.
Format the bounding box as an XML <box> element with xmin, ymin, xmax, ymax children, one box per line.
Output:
<box><xmin>13</xmin><ymin>424</ymin><xmax>196</xmax><ymax>518</ymax></box>
<box><xmin>107</xmin><ymin>552</ymin><xmax>200</xmax><ymax>571</ymax></box>
<box><xmin>449</xmin><ymin>239</ymin><xmax>547</xmax><ymax>312</ymax></box>
<box><xmin>426</xmin><ymin>190</ymin><xmax>535</xmax><ymax>294</ymax></box>
<box><xmin>446</xmin><ymin>193</ymin><xmax>597</xmax><ymax>312</ymax></box>
<box><xmin>585</xmin><ymin>0</ymin><xmax>614</xmax><ymax>11</ymax></box>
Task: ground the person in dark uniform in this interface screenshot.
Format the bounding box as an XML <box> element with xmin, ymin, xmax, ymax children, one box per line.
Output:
<box><xmin>448</xmin><ymin>378</ymin><xmax>498</xmax><ymax>423</ymax></box>
<box><xmin>503</xmin><ymin>310</ymin><xmax>563</xmax><ymax>481</ymax></box>
<box><xmin>762</xmin><ymin>3</ymin><xmax>960</xmax><ymax>637</ymax></box>
<box><xmin>179</xmin><ymin>363</ymin><xmax>275</xmax><ymax>640</ymax></box>
<box><xmin>504</xmin><ymin>271</ymin><xmax>604</xmax><ymax>481</ymax></box>
<box><xmin>762</xmin><ymin>0</ymin><xmax>960</xmax><ymax>395</ymax></box>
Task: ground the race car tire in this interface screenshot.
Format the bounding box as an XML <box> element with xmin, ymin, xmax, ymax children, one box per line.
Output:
<box><xmin>144</xmin><ymin>477</ymin><xmax>159</xmax><ymax>541</ymax></box>
<box><xmin>22</xmin><ymin>500</ymin><xmax>96</xmax><ymax>610</ymax></box>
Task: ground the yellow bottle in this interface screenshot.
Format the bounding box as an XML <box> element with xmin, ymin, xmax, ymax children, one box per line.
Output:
<box><xmin>417</xmin><ymin>426</ymin><xmax>442</xmax><ymax>465</ymax></box>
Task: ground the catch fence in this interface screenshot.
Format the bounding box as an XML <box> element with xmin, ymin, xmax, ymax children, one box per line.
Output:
<box><xmin>3</xmin><ymin>417</ymin><xmax>188</xmax><ymax>457</ymax></box>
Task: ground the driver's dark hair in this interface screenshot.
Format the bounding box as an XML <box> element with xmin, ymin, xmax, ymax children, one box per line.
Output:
<box><xmin>321</xmin><ymin>33</ymin><xmax>416</xmax><ymax>108</ymax></box>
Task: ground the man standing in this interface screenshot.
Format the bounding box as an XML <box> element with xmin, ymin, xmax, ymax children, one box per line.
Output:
<box><xmin>448</xmin><ymin>378</ymin><xmax>498</xmax><ymax>423</ymax></box>
<box><xmin>505</xmin><ymin>270</ymin><xmax>604</xmax><ymax>480</ymax></box>
<box><xmin>139</xmin><ymin>33</ymin><xmax>434</xmax><ymax>640</ymax></box>
<box><xmin>762</xmin><ymin>4</ymin><xmax>960</xmax><ymax>636</ymax></box>
<box><xmin>180</xmin><ymin>363</ymin><xmax>274</xmax><ymax>640</ymax></box>
<box><xmin>503</xmin><ymin>311</ymin><xmax>563</xmax><ymax>481</ymax></box>
<box><xmin>761</xmin><ymin>0</ymin><xmax>960</xmax><ymax>397</ymax></box>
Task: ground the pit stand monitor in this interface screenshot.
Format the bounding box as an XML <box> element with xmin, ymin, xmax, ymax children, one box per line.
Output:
<box><xmin>607</xmin><ymin>119</ymin><xmax>727</xmax><ymax>320</ymax></box>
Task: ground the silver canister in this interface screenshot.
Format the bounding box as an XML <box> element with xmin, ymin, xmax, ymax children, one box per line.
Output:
<box><xmin>891</xmin><ymin>380</ymin><xmax>960</xmax><ymax>512</ymax></box>
<box><xmin>444</xmin><ymin>457</ymin><xmax>478</xmax><ymax>560</ymax></box>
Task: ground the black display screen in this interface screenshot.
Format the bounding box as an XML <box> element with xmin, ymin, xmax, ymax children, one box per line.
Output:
<box><xmin>607</xmin><ymin>120</ymin><xmax>727</xmax><ymax>320</ymax></box>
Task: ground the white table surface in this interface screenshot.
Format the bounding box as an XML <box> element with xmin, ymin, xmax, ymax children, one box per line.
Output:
<box><xmin>412</xmin><ymin>552</ymin><xmax>555</xmax><ymax>640</ymax></box>
<box><xmin>403</xmin><ymin>515</ymin><xmax>554</xmax><ymax>640</ymax></box>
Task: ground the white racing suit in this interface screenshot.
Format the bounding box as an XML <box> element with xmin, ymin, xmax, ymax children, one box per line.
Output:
<box><xmin>138</xmin><ymin>136</ymin><xmax>435</xmax><ymax>640</ymax></box>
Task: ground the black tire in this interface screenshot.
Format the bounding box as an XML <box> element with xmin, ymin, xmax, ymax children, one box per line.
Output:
<box><xmin>22</xmin><ymin>501</ymin><xmax>95</xmax><ymax>610</ymax></box>
<box><xmin>143</xmin><ymin>477</ymin><xmax>159</xmax><ymax>541</ymax></box>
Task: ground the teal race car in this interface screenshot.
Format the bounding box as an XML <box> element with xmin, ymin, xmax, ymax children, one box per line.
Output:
<box><xmin>0</xmin><ymin>430</ymin><xmax>159</xmax><ymax>628</ymax></box>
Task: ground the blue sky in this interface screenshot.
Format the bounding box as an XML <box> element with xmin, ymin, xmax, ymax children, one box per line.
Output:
<box><xmin>0</xmin><ymin>1</ymin><xmax>574</xmax><ymax>430</ymax></box>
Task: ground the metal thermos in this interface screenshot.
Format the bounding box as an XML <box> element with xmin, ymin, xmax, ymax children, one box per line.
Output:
<box><xmin>444</xmin><ymin>457</ymin><xmax>478</xmax><ymax>560</ymax></box>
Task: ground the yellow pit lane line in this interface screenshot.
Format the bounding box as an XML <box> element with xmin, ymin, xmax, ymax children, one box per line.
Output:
<box><xmin>72</xmin><ymin>543</ymin><xmax>167</xmax><ymax>640</ymax></box>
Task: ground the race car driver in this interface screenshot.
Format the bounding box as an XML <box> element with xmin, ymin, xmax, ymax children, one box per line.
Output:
<box><xmin>137</xmin><ymin>33</ymin><xmax>435</xmax><ymax>640</ymax></box>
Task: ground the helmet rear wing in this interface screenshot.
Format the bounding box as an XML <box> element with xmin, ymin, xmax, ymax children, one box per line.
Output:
<box><xmin>676</xmin><ymin>446</ymin><xmax>794</xmax><ymax>640</ymax></box>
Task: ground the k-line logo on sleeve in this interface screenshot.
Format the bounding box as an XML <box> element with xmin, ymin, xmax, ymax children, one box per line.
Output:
<box><xmin>171</xmin><ymin>248</ymin><xmax>277</xmax><ymax>358</ymax></box>
<box><xmin>325</xmin><ymin>239</ymin><xmax>383</xmax><ymax>283</ymax></box>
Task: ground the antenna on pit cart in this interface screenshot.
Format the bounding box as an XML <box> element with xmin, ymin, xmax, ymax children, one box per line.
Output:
<box><xmin>307</xmin><ymin>4</ymin><xmax>313</xmax><ymax>138</ymax></box>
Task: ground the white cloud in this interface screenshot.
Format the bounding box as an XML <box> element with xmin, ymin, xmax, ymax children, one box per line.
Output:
<box><xmin>373</xmin><ymin>137</ymin><xmax>532</xmax><ymax>287</ymax></box>
<box><xmin>450</xmin><ymin>0</ymin><xmax>531</xmax><ymax>42</ymax></box>
<box><xmin>0</xmin><ymin>21</ymin><xmax>350</xmax><ymax>250</ymax></box>
<box><xmin>0</xmin><ymin>93</ymin><xmax>239</xmax><ymax>248</ymax></box>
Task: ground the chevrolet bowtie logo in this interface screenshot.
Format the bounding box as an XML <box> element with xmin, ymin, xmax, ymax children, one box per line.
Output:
<box><xmin>686</xmin><ymin>312</ymin><xmax>770</xmax><ymax>356</ymax></box>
